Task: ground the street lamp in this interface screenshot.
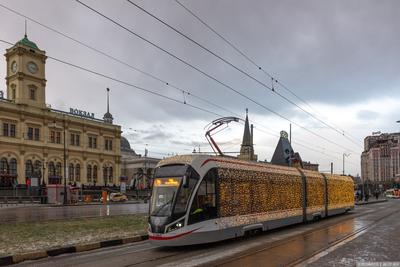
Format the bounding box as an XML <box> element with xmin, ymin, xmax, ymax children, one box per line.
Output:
<box><xmin>63</xmin><ymin>115</ymin><xmax>67</xmax><ymax>205</ymax></box>
<box><xmin>50</xmin><ymin>115</ymin><xmax>67</xmax><ymax>205</ymax></box>
<box><xmin>343</xmin><ymin>153</ymin><xmax>350</xmax><ymax>175</ymax></box>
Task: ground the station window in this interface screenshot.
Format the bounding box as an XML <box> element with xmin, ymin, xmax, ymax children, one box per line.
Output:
<box><xmin>188</xmin><ymin>169</ymin><xmax>218</xmax><ymax>224</ymax></box>
<box><xmin>3</xmin><ymin>123</ymin><xmax>8</xmax><ymax>137</ymax></box>
<box><xmin>88</xmin><ymin>136</ymin><xmax>97</xmax><ymax>149</ymax></box>
<box><xmin>28</xmin><ymin>85</ymin><xmax>37</xmax><ymax>100</ymax></box>
<box><xmin>49</xmin><ymin>130</ymin><xmax>61</xmax><ymax>144</ymax></box>
<box><xmin>70</xmin><ymin>133</ymin><xmax>80</xmax><ymax>146</ymax></box>
<box><xmin>3</xmin><ymin>123</ymin><xmax>16</xmax><ymax>137</ymax></box>
<box><xmin>105</xmin><ymin>139</ymin><xmax>113</xmax><ymax>151</ymax></box>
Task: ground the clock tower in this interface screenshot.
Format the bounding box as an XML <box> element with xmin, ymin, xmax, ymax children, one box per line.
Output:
<box><xmin>4</xmin><ymin>34</ymin><xmax>47</xmax><ymax>109</ymax></box>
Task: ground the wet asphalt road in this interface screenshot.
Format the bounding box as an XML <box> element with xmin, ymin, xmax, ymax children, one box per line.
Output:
<box><xmin>0</xmin><ymin>203</ymin><xmax>149</xmax><ymax>223</ymax></box>
<box><xmin>14</xmin><ymin>200</ymin><xmax>400</xmax><ymax>267</ymax></box>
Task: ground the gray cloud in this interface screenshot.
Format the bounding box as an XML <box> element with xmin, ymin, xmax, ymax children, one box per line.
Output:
<box><xmin>1</xmin><ymin>0</ymin><xmax>400</xmax><ymax>175</ymax></box>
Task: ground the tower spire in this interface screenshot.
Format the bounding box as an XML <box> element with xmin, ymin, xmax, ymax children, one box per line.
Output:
<box><xmin>24</xmin><ymin>20</ymin><xmax>27</xmax><ymax>38</ymax></box>
<box><xmin>107</xmin><ymin>87</ymin><xmax>110</xmax><ymax>113</ymax></box>
<box><xmin>103</xmin><ymin>87</ymin><xmax>113</xmax><ymax>124</ymax></box>
<box><xmin>238</xmin><ymin>108</ymin><xmax>257</xmax><ymax>161</ymax></box>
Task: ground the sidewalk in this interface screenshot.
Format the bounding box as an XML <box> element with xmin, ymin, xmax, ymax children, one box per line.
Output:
<box><xmin>0</xmin><ymin>199</ymin><xmax>144</xmax><ymax>209</ymax></box>
<box><xmin>355</xmin><ymin>198</ymin><xmax>388</xmax><ymax>205</ymax></box>
<box><xmin>0</xmin><ymin>214</ymin><xmax>147</xmax><ymax>265</ymax></box>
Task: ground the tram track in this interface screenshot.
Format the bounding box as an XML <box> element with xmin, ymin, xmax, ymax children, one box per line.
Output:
<box><xmin>211</xmin><ymin>202</ymin><xmax>398</xmax><ymax>267</ymax></box>
<box><xmin>289</xmin><ymin>205</ymin><xmax>400</xmax><ymax>267</ymax></box>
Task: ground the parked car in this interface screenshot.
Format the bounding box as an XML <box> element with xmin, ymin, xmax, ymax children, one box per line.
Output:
<box><xmin>384</xmin><ymin>189</ymin><xmax>400</xmax><ymax>199</ymax></box>
<box><xmin>100</xmin><ymin>192</ymin><xmax>128</xmax><ymax>202</ymax></box>
<box><xmin>110</xmin><ymin>192</ymin><xmax>128</xmax><ymax>202</ymax></box>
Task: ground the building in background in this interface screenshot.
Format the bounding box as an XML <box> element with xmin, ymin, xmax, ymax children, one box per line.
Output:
<box><xmin>237</xmin><ymin>109</ymin><xmax>258</xmax><ymax>161</ymax></box>
<box><xmin>120</xmin><ymin>137</ymin><xmax>160</xmax><ymax>189</ymax></box>
<box><xmin>361</xmin><ymin>132</ymin><xmax>400</xmax><ymax>185</ymax></box>
<box><xmin>303</xmin><ymin>161</ymin><xmax>319</xmax><ymax>172</ymax></box>
<box><xmin>0</xmin><ymin>35</ymin><xmax>121</xmax><ymax>187</ymax></box>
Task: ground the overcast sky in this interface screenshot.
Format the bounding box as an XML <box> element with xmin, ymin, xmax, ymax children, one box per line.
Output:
<box><xmin>1</xmin><ymin>0</ymin><xmax>400</xmax><ymax>176</ymax></box>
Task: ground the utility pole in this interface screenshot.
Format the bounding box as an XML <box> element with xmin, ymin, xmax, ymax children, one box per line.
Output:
<box><xmin>343</xmin><ymin>153</ymin><xmax>350</xmax><ymax>176</ymax></box>
<box><xmin>289</xmin><ymin>123</ymin><xmax>292</xmax><ymax>144</ymax></box>
<box><xmin>331</xmin><ymin>162</ymin><xmax>333</xmax><ymax>175</ymax></box>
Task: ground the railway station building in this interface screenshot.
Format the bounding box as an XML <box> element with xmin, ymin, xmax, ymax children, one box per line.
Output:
<box><xmin>0</xmin><ymin>35</ymin><xmax>121</xmax><ymax>187</ymax></box>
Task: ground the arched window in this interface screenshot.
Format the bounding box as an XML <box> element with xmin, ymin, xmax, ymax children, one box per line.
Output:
<box><xmin>103</xmin><ymin>167</ymin><xmax>107</xmax><ymax>184</ymax></box>
<box><xmin>93</xmin><ymin>165</ymin><xmax>98</xmax><ymax>183</ymax></box>
<box><xmin>108</xmin><ymin>167</ymin><xmax>113</xmax><ymax>184</ymax></box>
<box><xmin>25</xmin><ymin>160</ymin><xmax>33</xmax><ymax>178</ymax></box>
<box><xmin>87</xmin><ymin>165</ymin><xmax>92</xmax><ymax>182</ymax></box>
<box><xmin>9</xmin><ymin>158</ymin><xmax>17</xmax><ymax>176</ymax></box>
<box><xmin>34</xmin><ymin>160</ymin><xmax>42</xmax><ymax>178</ymax></box>
<box><xmin>0</xmin><ymin>158</ymin><xmax>8</xmax><ymax>174</ymax></box>
<box><xmin>69</xmin><ymin>163</ymin><xmax>74</xmax><ymax>181</ymax></box>
<box><xmin>75</xmin><ymin>164</ymin><xmax>81</xmax><ymax>182</ymax></box>
<box><xmin>55</xmin><ymin>162</ymin><xmax>62</xmax><ymax>177</ymax></box>
<box><xmin>48</xmin><ymin>162</ymin><xmax>55</xmax><ymax>176</ymax></box>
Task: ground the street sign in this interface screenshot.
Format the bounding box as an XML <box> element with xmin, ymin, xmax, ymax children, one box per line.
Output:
<box><xmin>31</xmin><ymin>177</ymin><xmax>39</xmax><ymax>187</ymax></box>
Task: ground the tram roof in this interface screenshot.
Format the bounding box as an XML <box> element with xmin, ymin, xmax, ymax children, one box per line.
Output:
<box><xmin>156</xmin><ymin>154</ymin><xmax>353</xmax><ymax>183</ymax></box>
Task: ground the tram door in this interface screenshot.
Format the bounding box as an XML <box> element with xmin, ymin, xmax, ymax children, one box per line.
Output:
<box><xmin>188</xmin><ymin>169</ymin><xmax>218</xmax><ymax>224</ymax></box>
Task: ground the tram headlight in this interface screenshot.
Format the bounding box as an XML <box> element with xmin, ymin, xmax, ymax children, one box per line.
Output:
<box><xmin>166</xmin><ymin>219</ymin><xmax>185</xmax><ymax>233</ymax></box>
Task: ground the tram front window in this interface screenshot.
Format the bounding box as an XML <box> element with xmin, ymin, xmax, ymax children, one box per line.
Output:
<box><xmin>150</xmin><ymin>177</ymin><xmax>181</xmax><ymax>217</ymax></box>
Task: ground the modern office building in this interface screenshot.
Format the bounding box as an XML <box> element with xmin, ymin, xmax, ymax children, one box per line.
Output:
<box><xmin>361</xmin><ymin>132</ymin><xmax>400</xmax><ymax>183</ymax></box>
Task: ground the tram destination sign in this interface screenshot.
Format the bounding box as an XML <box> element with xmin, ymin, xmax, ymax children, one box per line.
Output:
<box><xmin>69</xmin><ymin>108</ymin><xmax>95</xmax><ymax>119</ymax></box>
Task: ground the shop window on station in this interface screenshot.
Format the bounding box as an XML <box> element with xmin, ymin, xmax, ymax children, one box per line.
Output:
<box><xmin>69</xmin><ymin>164</ymin><xmax>74</xmax><ymax>181</ymax></box>
<box><xmin>9</xmin><ymin>158</ymin><xmax>17</xmax><ymax>176</ymax></box>
<box><xmin>189</xmin><ymin>168</ymin><xmax>218</xmax><ymax>225</ymax></box>
<box><xmin>75</xmin><ymin>164</ymin><xmax>81</xmax><ymax>182</ymax></box>
<box><xmin>93</xmin><ymin>165</ymin><xmax>98</xmax><ymax>183</ymax></box>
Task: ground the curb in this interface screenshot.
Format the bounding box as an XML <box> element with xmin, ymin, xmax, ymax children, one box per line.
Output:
<box><xmin>355</xmin><ymin>199</ymin><xmax>388</xmax><ymax>205</ymax></box>
<box><xmin>0</xmin><ymin>234</ymin><xmax>148</xmax><ymax>266</ymax></box>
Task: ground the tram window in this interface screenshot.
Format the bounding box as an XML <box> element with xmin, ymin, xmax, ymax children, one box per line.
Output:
<box><xmin>155</xmin><ymin>165</ymin><xmax>187</xmax><ymax>178</ymax></box>
<box><xmin>173</xmin><ymin>170</ymin><xmax>199</xmax><ymax>215</ymax></box>
<box><xmin>189</xmin><ymin>169</ymin><xmax>217</xmax><ymax>224</ymax></box>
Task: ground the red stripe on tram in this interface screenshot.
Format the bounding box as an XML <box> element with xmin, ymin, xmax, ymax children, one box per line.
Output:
<box><xmin>149</xmin><ymin>228</ymin><xmax>199</xmax><ymax>240</ymax></box>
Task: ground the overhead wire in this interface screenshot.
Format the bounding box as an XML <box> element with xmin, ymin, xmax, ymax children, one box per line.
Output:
<box><xmin>126</xmin><ymin>0</ymin><xmax>362</xmax><ymax>149</ymax></box>
<box><xmin>74</xmin><ymin>0</ymin><xmax>359</xmax><ymax>155</ymax></box>
<box><xmin>174</xmin><ymin>0</ymin><xmax>362</xmax><ymax>147</ymax></box>
<box><xmin>0</xmin><ymin>38</ymin><xmax>357</xmax><ymax>167</ymax></box>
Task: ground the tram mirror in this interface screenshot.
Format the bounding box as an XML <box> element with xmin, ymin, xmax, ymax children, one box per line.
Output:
<box><xmin>182</xmin><ymin>175</ymin><xmax>189</xmax><ymax>188</ymax></box>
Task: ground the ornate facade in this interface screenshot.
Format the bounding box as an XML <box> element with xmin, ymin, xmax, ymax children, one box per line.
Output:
<box><xmin>0</xmin><ymin>35</ymin><xmax>121</xmax><ymax>187</ymax></box>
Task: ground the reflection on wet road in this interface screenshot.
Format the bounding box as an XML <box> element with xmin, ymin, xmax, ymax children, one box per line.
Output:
<box><xmin>0</xmin><ymin>203</ymin><xmax>149</xmax><ymax>223</ymax></box>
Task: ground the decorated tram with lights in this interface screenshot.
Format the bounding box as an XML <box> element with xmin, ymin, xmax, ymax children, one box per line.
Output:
<box><xmin>148</xmin><ymin>154</ymin><xmax>354</xmax><ymax>246</ymax></box>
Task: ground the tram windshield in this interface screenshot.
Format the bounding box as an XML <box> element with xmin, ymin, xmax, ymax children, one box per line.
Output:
<box><xmin>150</xmin><ymin>165</ymin><xmax>199</xmax><ymax>217</ymax></box>
<box><xmin>150</xmin><ymin>177</ymin><xmax>182</xmax><ymax>216</ymax></box>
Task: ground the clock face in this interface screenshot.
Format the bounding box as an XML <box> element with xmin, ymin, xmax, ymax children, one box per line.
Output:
<box><xmin>27</xmin><ymin>61</ymin><xmax>38</xmax><ymax>74</ymax></box>
<box><xmin>11</xmin><ymin>61</ymin><xmax>17</xmax><ymax>73</ymax></box>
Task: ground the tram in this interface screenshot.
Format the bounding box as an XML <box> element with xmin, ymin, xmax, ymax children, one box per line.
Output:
<box><xmin>148</xmin><ymin>154</ymin><xmax>354</xmax><ymax>246</ymax></box>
